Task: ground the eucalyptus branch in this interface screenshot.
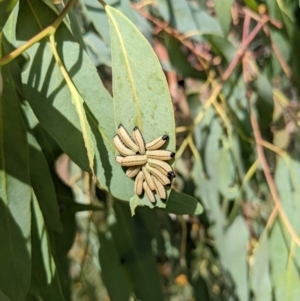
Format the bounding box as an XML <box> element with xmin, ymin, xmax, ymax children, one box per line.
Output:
<box><xmin>97</xmin><ymin>0</ymin><xmax>106</xmax><ymax>7</ymax></box>
<box><xmin>0</xmin><ymin>0</ymin><xmax>77</xmax><ymax>66</ymax></box>
<box><xmin>250</xmin><ymin>106</ymin><xmax>300</xmax><ymax>248</ymax></box>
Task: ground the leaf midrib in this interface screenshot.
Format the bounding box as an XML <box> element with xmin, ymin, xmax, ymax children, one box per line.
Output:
<box><xmin>106</xmin><ymin>7</ymin><xmax>142</xmax><ymax>129</ymax></box>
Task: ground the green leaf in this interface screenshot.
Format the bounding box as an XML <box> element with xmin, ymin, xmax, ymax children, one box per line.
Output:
<box><xmin>98</xmin><ymin>233</ymin><xmax>132</xmax><ymax>301</ymax></box>
<box><xmin>167</xmin><ymin>0</ymin><xmax>203</xmax><ymax>42</ymax></box>
<box><xmin>191</xmin><ymin>7</ymin><xmax>236</xmax><ymax>62</ymax></box>
<box><xmin>84</xmin><ymin>31</ymin><xmax>111</xmax><ymax>67</ymax></box>
<box><xmin>269</xmin><ymin>156</ymin><xmax>300</xmax><ymax>300</ymax></box>
<box><xmin>22</xmin><ymin>103</ymin><xmax>62</xmax><ymax>233</ymax></box>
<box><xmin>0</xmin><ymin>291</ymin><xmax>13</xmax><ymax>301</ymax></box>
<box><xmin>217</xmin><ymin>148</ymin><xmax>238</xmax><ymax>199</ymax></box>
<box><xmin>16</xmin><ymin>0</ymin><xmax>115</xmax><ymax>197</ymax></box>
<box><xmin>214</xmin><ymin>0</ymin><xmax>234</xmax><ymax>34</ymax></box>
<box><xmin>250</xmin><ymin>232</ymin><xmax>272</xmax><ymax>301</ymax></box>
<box><xmin>106</xmin><ymin>5</ymin><xmax>176</xmax><ymax>207</ymax></box>
<box><xmin>269</xmin><ymin>220</ymin><xmax>290</xmax><ymax>288</ymax></box>
<box><xmin>17</xmin><ymin>0</ymin><xmax>91</xmax><ymax>173</ymax></box>
<box><xmin>275</xmin><ymin>266</ymin><xmax>300</xmax><ymax>301</ymax></box>
<box><xmin>222</xmin><ymin>216</ymin><xmax>250</xmax><ymax>301</ymax></box>
<box><xmin>0</xmin><ymin>0</ymin><xmax>18</xmax><ymax>30</ymax></box>
<box><xmin>244</xmin><ymin>0</ymin><xmax>259</xmax><ymax>11</ymax></box>
<box><xmin>193</xmin><ymin>5</ymin><xmax>223</xmax><ymax>36</ymax></box>
<box><xmin>109</xmin><ymin>202</ymin><xmax>165</xmax><ymax>301</ymax></box>
<box><xmin>161</xmin><ymin>190</ymin><xmax>203</xmax><ymax>215</ymax></box>
<box><xmin>0</xmin><ymin>65</ymin><xmax>32</xmax><ymax>301</ymax></box>
<box><xmin>28</xmin><ymin>193</ymin><xmax>65</xmax><ymax>301</ymax></box>
<box><xmin>82</xmin><ymin>0</ymin><xmax>137</xmax><ymax>46</ymax></box>
<box><xmin>269</xmin><ymin>220</ymin><xmax>300</xmax><ymax>301</ymax></box>
<box><xmin>275</xmin><ymin>156</ymin><xmax>300</xmax><ymax>236</ymax></box>
<box><xmin>192</xmin><ymin>118</ymin><xmax>226</xmax><ymax>237</ymax></box>
<box><xmin>53</xmin><ymin>195</ymin><xmax>76</xmax><ymax>301</ymax></box>
<box><xmin>164</xmin><ymin>34</ymin><xmax>206</xmax><ymax>79</ymax></box>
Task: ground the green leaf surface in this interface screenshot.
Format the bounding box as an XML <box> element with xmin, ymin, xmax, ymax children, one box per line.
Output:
<box><xmin>28</xmin><ymin>193</ymin><xmax>65</xmax><ymax>301</ymax></box>
<box><xmin>28</xmin><ymin>132</ymin><xmax>62</xmax><ymax>232</ymax></box>
<box><xmin>275</xmin><ymin>156</ymin><xmax>300</xmax><ymax>238</ymax></box>
<box><xmin>250</xmin><ymin>232</ymin><xmax>272</xmax><ymax>301</ymax></box>
<box><xmin>0</xmin><ymin>292</ymin><xmax>13</xmax><ymax>301</ymax></box>
<box><xmin>110</xmin><ymin>202</ymin><xmax>164</xmax><ymax>301</ymax></box>
<box><xmin>269</xmin><ymin>220</ymin><xmax>300</xmax><ymax>301</ymax></box>
<box><xmin>275</xmin><ymin>266</ymin><xmax>300</xmax><ymax>301</ymax></box>
<box><xmin>270</xmin><ymin>156</ymin><xmax>300</xmax><ymax>300</ymax></box>
<box><xmin>214</xmin><ymin>0</ymin><xmax>234</xmax><ymax>34</ymax></box>
<box><xmin>244</xmin><ymin>0</ymin><xmax>259</xmax><ymax>11</ymax></box>
<box><xmin>164</xmin><ymin>34</ymin><xmax>206</xmax><ymax>79</ymax></box>
<box><xmin>84</xmin><ymin>31</ymin><xmax>111</xmax><ymax>67</ymax></box>
<box><xmin>167</xmin><ymin>0</ymin><xmax>203</xmax><ymax>42</ymax></box>
<box><xmin>222</xmin><ymin>216</ymin><xmax>250</xmax><ymax>301</ymax></box>
<box><xmin>0</xmin><ymin>0</ymin><xmax>18</xmax><ymax>30</ymax></box>
<box><xmin>98</xmin><ymin>233</ymin><xmax>132</xmax><ymax>301</ymax></box>
<box><xmin>161</xmin><ymin>190</ymin><xmax>203</xmax><ymax>215</ymax></box>
<box><xmin>192</xmin><ymin>118</ymin><xmax>225</xmax><ymax>239</ymax></box>
<box><xmin>191</xmin><ymin>6</ymin><xmax>235</xmax><ymax>63</ymax></box>
<box><xmin>106</xmin><ymin>5</ymin><xmax>176</xmax><ymax>207</ymax></box>
<box><xmin>53</xmin><ymin>195</ymin><xmax>76</xmax><ymax>301</ymax></box>
<box><xmin>269</xmin><ymin>220</ymin><xmax>290</xmax><ymax>287</ymax></box>
<box><xmin>16</xmin><ymin>0</ymin><xmax>113</xmax><ymax>198</ymax></box>
<box><xmin>17</xmin><ymin>0</ymin><xmax>91</xmax><ymax>173</ymax></box>
<box><xmin>217</xmin><ymin>148</ymin><xmax>238</xmax><ymax>199</ymax></box>
<box><xmin>193</xmin><ymin>6</ymin><xmax>223</xmax><ymax>37</ymax></box>
<box><xmin>82</xmin><ymin>0</ymin><xmax>137</xmax><ymax>46</ymax></box>
<box><xmin>22</xmin><ymin>102</ymin><xmax>62</xmax><ymax>233</ymax></box>
<box><xmin>0</xmin><ymin>65</ymin><xmax>32</xmax><ymax>301</ymax></box>
<box><xmin>1</xmin><ymin>3</ymin><xmax>25</xmax><ymax>98</ymax></box>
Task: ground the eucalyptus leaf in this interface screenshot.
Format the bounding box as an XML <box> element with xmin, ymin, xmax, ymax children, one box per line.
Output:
<box><xmin>250</xmin><ymin>232</ymin><xmax>272</xmax><ymax>301</ymax></box>
<box><xmin>214</xmin><ymin>0</ymin><xmax>234</xmax><ymax>35</ymax></box>
<box><xmin>22</xmin><ymin>102</ymin><xmax>62</xmax><ymax>233</ymax></box>
<box><xmin>106</xmin><ymin>5</ymin><xmax>176</xmax><ymax>208</ymax></box>
<box><xmin>0</xmin><ymin>0</ymin><xmax>18</xmax><ymax>30</ymax></box>
<box><xmin>28</xmin><ymin>193</ymin><xmax>65</xmax><ymax>301</ymax></box>
<box><xmin>0</xmin><ymin>65</ymin><xmax>32</xmax><ymax>301</ymax></box>
<box><xmin>110</xmin><ymin>202</ymin><xmax>165</xmax><ymax>301</ymax></box>
<box><xmin>222</xmin><ymin>216</ymin><xmax>250</xmax><ymax>301</ymax></box>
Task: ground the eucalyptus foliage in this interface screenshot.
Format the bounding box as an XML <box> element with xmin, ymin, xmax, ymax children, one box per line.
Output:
<box><xmin>1</xmin><ymin>0</ymin><xmax>300</xmax><ymax>300</ymax></box>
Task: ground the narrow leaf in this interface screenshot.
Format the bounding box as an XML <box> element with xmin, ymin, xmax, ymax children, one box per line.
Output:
<box><xmin>111</xmin><ymin>202</ymin><xmax>165</xmax><ymax>300</ymax></box>
<box><xmin>0</xmin><ymin>65</ymin><xmax>31</xmax><ymax>301</ymax></box>
<box><xmin>28</xmin><ymin>192</ymin><xmax>65</xmax><ymax>301</ymax></box>
<box><xmin>22</xmin><ymin>102</ymin><xmax>62</xmax><ymax>232</ymax></box>
<box><xmin>0</xmin><ymin>0</ymin><xmax>18</xmax><ymax>30</ymax></box>
<box><xmin>222</xmin><ymin>216</ymin><xmax>250</xmax><ymax>301</ymax></box>
<box><xmin>98</xmin><ymin>233</ymin><xmax>132</xmax><ymax>301</ymax></box>
<box><xmin>214</xmin><ymin>0</ymin><xmax>234</xmax><ymax>34</ymax></box>
<box><xmin>250</xmin><ymin>232</ymin><xmax>272</xmax><ymax>301</ymax></box>
<box><xmin>106</xmin><ymin>5</ymin><xmax>175</xmax><ymax>207</ymax></box>
<box><xmin>161</xmin><ymin>190</ymin><xmax>203</xmax><ymax>215</ymax></box>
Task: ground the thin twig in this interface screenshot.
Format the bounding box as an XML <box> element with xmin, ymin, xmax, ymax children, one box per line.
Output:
<box><xmin>238</xmin><ymin>6</ymin><xmax>282</xmax><ymax>29</ymax></box>
<box><xmin>0</xmin><ymin>0</ymin><xmax>77</xmax><ymax>66</ymax></box>
<box><xmin>250</xmin><ymin>108</ymin><xmax>300</xmax><ymax>248</ymax></box>
<box><xmin>222</xmin><ymin>20</ymin><xmax>265</xmax><ymax>81</ymax></box>
<box><xmin>132</xmin><ymin>4</ymin><xmax>212</xmax><ymax>62</ymax></box>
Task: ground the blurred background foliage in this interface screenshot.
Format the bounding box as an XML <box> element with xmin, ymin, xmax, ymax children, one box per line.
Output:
<box><xmin>71</xmin><ymin>0</ymin><xmax>300</xmax><ymax>300</ymax></box>
<box><xmin>2</xmin><ymin>0</ymin><xmax>300</xmax><ymax>300</ymax></box>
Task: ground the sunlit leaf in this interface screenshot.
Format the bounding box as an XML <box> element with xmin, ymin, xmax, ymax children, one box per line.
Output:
<box><xmin>106</xmin><ymin>5</ymin><xmax>176</xmax><ymax>208</ymax></box>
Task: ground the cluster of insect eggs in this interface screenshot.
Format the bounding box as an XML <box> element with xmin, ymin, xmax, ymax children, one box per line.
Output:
<box><xmin>114</xmin><ymin>124</ymin><xmax>176</xmax><ymax>203</ymax></box>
